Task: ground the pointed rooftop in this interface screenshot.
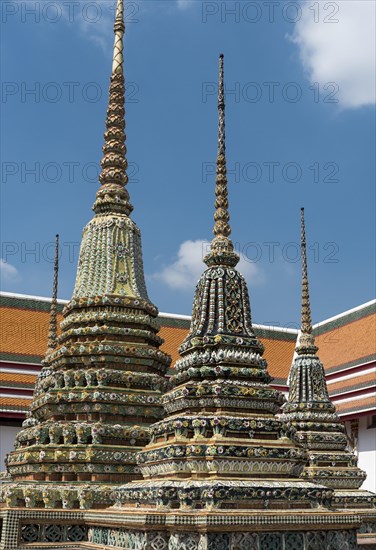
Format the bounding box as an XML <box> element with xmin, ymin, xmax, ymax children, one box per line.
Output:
<box><xmin>205</xmin><ymin>54</ymin><xmax>238</xmax><ymax>268</ymax></box>
<box><xmin>180</xmin><ymin>54</ymin><xmax>264</xmax><ymax>359</ymax></box>
<box><xmin>93</xmin><ymin>0</ymin><xmax>132</xmax><ymax>216</ymax></box>
<box><xmin>296</xmin><ymin>208</ymin><xmax>318</xmax><ymax>356</ymax></box>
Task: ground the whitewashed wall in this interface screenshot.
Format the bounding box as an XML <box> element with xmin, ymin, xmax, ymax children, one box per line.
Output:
<box><xmin>357</xmin><ymin>416</ymin><xmax>376</xmax><ymax>493</ymax></box>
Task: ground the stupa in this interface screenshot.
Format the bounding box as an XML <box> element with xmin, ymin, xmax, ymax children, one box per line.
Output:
<box><xmin>0</xmin><ymin>0</ymin><xmax>170</xmax><ymax>546</ymax></box>
<box><xmin>95</xmin><ymin>54</ymin><xmax>362</xmax><ymax>550</ymax></box>
<box><xmin>279</xmin><ymin>208</ymin><xmax>376</xmax><ymax>538</ymax></box>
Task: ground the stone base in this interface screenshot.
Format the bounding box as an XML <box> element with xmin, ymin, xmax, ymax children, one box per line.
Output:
<box><xmin>87</xmin><ymin>527</ymin><xmax>358</xmax><ymax>549</ymax></box>
<box><xmin>0</xmin><ymin>508</ymin><xmax>86</xmax><ymax>550</ymax></box>
<box><xmin>0</xmin><ymin>507</ymin><xmax>363</xmax><ymax>550</ymax></box>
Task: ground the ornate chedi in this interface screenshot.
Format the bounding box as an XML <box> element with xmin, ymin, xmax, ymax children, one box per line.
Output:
<box><xmin>0</xmin><ymin>0</ymin><xmax>170</xmax><ymax>540</ymax></box>
<box><xmin>279</xmin><ymin>208</ymin><xmax>376</xmax><ymax>536</ymax></box>
<box><xmin>84</xmin><ymin>55</ymin><xmax>363</xmax><ymax>550</ymax></box>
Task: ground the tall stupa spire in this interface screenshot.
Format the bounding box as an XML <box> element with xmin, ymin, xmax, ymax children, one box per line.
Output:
<box><xmin>217</xmin><ymin>54</ymin><xmax>226</xmax><ymax>157</ymax></box>
<box><xmin>46</xmin><ymin>234</ymin><xmax>59</xmax><ymax>353</ymax></box>
<box><xmin>296</xmin><ymin>207</ymin><xmax>318</xmax><ymax>355</ymax></box>
<box><xmin>206</xmin><ymin>54</ymin><xmax>238</xmax><ymax>268</ymax></box>
<box><xmin>213</xmin><ymin>54</ymin><xmax>230</xmax><ymax>244</ymax></box>
<box><xmin>300</xmin><ymin>207</ymin><xmax>311</xmax><ymax>333</ymax></box>
<box><xmin>94</xmin><ymin>0</ymin><xmax>132</xmax><ymax>215</ymax></box>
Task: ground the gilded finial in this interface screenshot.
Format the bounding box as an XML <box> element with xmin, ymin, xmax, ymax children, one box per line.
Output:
<box><xmin>47</xmin><ymin>234</ymin><xmax>59</xmax><ymax>353</ymax></box>
<box><xmin>296</xmin><ymin>208</ymin><xmax>318</xmax><ymax>355</ymax></box>
<box><xmin>94</xmin><ymin>0</ymin><xmax>133</xmax><ymax>215</ymax></box>
<box><xmin>205</xmin><ymin>54</ymin><xmax>239</xmax><ymax>268</ymax></box>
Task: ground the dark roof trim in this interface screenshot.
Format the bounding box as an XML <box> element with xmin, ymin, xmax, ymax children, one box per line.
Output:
<box><xmin>254</xmin><ymin>327</ymin><xmax>297</xmax><ymax>342</ymax></box>
<box><xmin>158</xmin><ymin>316</ymin><xmax>191</xmax><ymax>329</ymax></box>
<box><xmin>0</xmin><ymin>294</ymin><xmax>66</xmax><ymax>314</ymax></box>
<box><xmin>1</xmin><ymin>383</ymin><xmax>34</xmax><ymax>392</ymax></box>
<box><xmin>0</xmin><ymin>352</ymin><xmax>43</xmax><ymax>364</ymax></box>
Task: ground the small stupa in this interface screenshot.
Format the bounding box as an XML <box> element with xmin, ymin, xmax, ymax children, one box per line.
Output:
<box><xmin>280</xmin><ymin>208</ymin><xmax>376</xmax><ymax>537</ymax></box>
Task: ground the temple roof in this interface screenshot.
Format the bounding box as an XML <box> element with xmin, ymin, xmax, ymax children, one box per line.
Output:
<box><xmin>314</xmin><ymin>301</ymin><xmax>376</xmax><ymax>374</ymax></box>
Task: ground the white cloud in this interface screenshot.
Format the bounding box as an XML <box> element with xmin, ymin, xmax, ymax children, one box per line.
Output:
<box><xmin>153</xmin><ymin>239</ymin><xmax>263</xmax><ymax>291</ymax></box>
<box><xmin>154</xmin><ymin>240</ymin><xmax>206</xmax><ymax>290</ymax></box>
<box><xmin>60</xmin><ymin>0</ymin><xmax>193</xmax><ymax>49</ymax></box>
<box><xmin>291</xmin><ymin>0</ymin><xmax>375</xmax><ymax>108</ymax></box>
<box><xmin>69</xmin><ymin>1</ymin><xmax>114</xmax><ymax>52</ymax></box>
<box><xmin>10</xmin><ymin>0</ymin><xmax>192</xmax><ymax>51</ymax></box>
<box><xmin>10</xmin><ymin>0</ymin><xmax>115</xmax><ymax>51</ymax></box>
<box><xmin>0</xmin><ymin>259</ymin><xmax>19</xmax><ymax>282</ymax></box>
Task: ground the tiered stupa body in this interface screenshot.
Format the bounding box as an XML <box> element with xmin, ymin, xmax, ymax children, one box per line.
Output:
<box><xmin>104</xmin><ymin>56</ymin><xmax>361</xmax><ymax>550</ymax></box>
<box><xmin>280</xmin><ymin>209</ymin><xmax>376</xmax><ymax>532</ymax></box>
<box><xmin>1</xmin><ymin>0</ymin><xmax>170</xmax><ymax>516</ymax></box>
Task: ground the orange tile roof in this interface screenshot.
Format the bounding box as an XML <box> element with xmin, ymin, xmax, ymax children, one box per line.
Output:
<box><xmin>0</xmin><ymin>337</ymin><xmax>294</xmax><ymax>422</ymax></box>
<box><xmin>0</xmin><ymin>373</ymin><xmax>36</xmax><ymax>386</ymax></box>
<box><xmin>0</xmin><ymin>297</ymin><xmax>376</xmax><ymax>414</ymax></box>
<box><xmin>316</xmin><ymin>313</ymin><xmax>376</xmax><ymax>372</ymax></box>
<box><xmin>1</xmin><ymin>295</ymin><xmax>375</xmax><ymax>418</ymax></box>
<box><xmin>0</xmin><ymin>307</ymin><xmax>63</xmax><ymax>358</ymax></box>
<box><xmin>329</xmin><ymin>372</ymin><xmax>376</xmax><ymax>395</ymax></box>
<box><xmin>0</xmin><ymin>397</ymin><xmax>32</xmax><ymax>409</ymax></box>
<box><xmin>334</xmin><ymin>395</ymin><xmax>376</xmax><ymax>416</ymax></box>
<box><xmin>159</xmin><ymin>326</ymin><xmax>188</xmax><ymax>366</ymax></box>
<box><xmin>261</xmin><ymin>338</ymin><xmax>295</xmax><ymax>382</ymax></box>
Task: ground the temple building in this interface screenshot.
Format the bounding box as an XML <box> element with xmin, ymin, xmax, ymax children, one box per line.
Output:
<box><xmin>0</xmin><ymin>0</ymin><xmax>375</xmax><ymax>548</ymax></box>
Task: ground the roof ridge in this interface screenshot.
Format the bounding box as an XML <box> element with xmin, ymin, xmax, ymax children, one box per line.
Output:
<box><xmin>313</xmin><ymin>299</ymin><xmax>376</xmax><ymax>328</ymax></box>
<box><xmin>0</xmin><ymin>291</ymin><xmax>69</xmax><ymax>304</ymax></box>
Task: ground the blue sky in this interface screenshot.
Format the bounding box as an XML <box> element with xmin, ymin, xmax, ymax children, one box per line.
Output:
<box><xmin>1</xmin><ymin>0</ymin><xmax>375</xmax><ymax>327</ymax></box>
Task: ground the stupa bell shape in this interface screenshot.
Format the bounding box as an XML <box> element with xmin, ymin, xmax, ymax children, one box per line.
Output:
<box><xmin>74</xmin><ymin>0</ymin><xmax>141</xmax><ymax>300</ymax></box>
<box><xmin>2</xmin><ymin>0</ymin><xmax>171</xmax><ymax>512</ymax></box>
